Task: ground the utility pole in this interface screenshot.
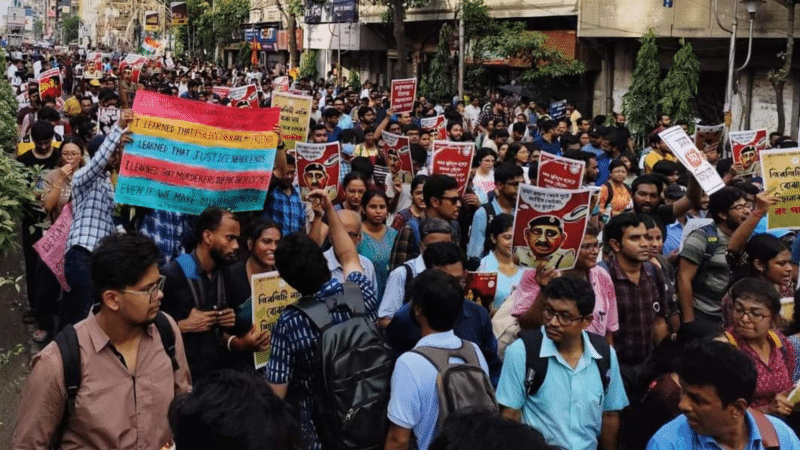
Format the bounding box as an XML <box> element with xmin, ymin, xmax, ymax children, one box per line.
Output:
<box><xmin>457</xmin><ymin>0</ymin><xmax>464</xmax><ymax>101</ymax></box>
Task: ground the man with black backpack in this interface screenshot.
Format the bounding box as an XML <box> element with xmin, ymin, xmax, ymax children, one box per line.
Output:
<box><xmin>267</xmin><ymin>188</ymin><xmax>384</xmax><ymax>450</ymax></box>
<box><xmin>495</xmin><ymin>276</ymin><xmax>628</xmax><ymax>450</ymax></box>
<box><xmin>385</xmin><ymin>269</ymin><xmax>496</xmax><ymax>450</ymax></box>
<box><xmin>12</xmin><ymin>233</ymin><xmax>192</xmax><ymax>450</ymax></box>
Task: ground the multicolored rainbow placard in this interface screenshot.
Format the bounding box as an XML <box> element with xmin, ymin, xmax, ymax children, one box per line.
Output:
<box><xmin>116</xmin><ymin>91</ymin><xmax>280</xmax><ymax>214</ymax></box>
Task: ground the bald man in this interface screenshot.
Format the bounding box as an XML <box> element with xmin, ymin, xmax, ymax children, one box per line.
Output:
<box><xmin>322</xmin><ymin>210</ymin><xmax>379</xmax><ymax>289</ymax></box>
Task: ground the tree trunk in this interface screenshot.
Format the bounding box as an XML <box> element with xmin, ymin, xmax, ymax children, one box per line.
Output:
<box><xmin>392</xmin><ymin>0</ymin><xmax>407</xmax><ymax>78</ymax></box>
<box><xmin>288</xmin><ymin>12</ymin><xmax>299</xmax><ymax>68</ymax></box>
<box><xmin>772</xmin><ymin>2</ymin><xmax>795</xmax><ymax>135</ymax></box>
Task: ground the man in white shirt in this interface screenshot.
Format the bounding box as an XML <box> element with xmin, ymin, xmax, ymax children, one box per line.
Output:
<box><xmin>323</xmin><ymin>210</ymin><xmax>378</xmax><ymax>288</ymax></box>
<box><xmin>464</xmin><ymin>97</ymin><xmax>482</xmax><ymax>132</ymax></box>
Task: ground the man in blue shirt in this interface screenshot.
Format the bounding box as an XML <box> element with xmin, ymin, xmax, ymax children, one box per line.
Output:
<box><xmin>467</xmin><ymin>164</ymin><xmax>522</xmax><ymax>259</ymax></box>
<box><xmin>496</xmin><ymin>276</ymin><xmax>628</xmax><ymax>450</ymax></box>
<box><xmin>647</xmin><ymin>340</ymin><xmax>800</xmax><ymax>450</ymax></box>
<box><xmin>533</xmin><ymin>119</ymin><xmax>562</xmax><ymax>156</ymax></box>
<box><xmin>385</xmin><ymin>242</ymin><xmax>501</xmax><ymax>385</ymax></box>
<box><xmin>384</xmin><ymin>268</ymin><xmax>491</xmax><ymax>450</ymax></box>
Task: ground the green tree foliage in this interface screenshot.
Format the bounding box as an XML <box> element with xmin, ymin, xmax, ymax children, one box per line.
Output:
<box><xmin>464</xmin><ymin>0</ymin><xmax>584</xmax><ymax>84</ymax></box>
<box><xmin>0</xmin><ymin>52</ymin><xmax>39</xmax><ymax>253</ymax></box>
<box><xmin>622</xmin><ymin>29</ymin><xmax>661</xmax><ymax>136</ymax></box>
<box><xmin>767</xmin><ymin>1</ymin><xmax>795</xmax><ymax>135</ymax></box>
<box><xmin>420</xmin><ymin>24</ymin><xmax>455</xmax><ymax>102</ymax></box>
<box><xmin>33</xmin><ymin>19</ymin><xmax>43</xmax><ymax>40</ymax></box>
<box><xmin>659</xmin><ymin>38</ymin><xmax>699</xmax><ymax>134</ymax></box>
<box><xmin>0</xmin><ymin>51</ymin><xmax>19</xmax><ymax>154</ymax></box>
<box><xmin>184</xmin><ymin>0</ymin><xmax>250</xmax><ymax>60</ymax></box>
<box><xmin>62</xmin><ymin>15</ymin><xmax>80</xmax><ymax>44</ymax></box>
<box><xmin>349</xmin><ymin>69</ymin><xmax>361</xmax><ymax>91</ymax></box>
<box><xmin>299</xmin><ymin>50</ymin><xmax>318</xmax><ymax>80</ymax></box>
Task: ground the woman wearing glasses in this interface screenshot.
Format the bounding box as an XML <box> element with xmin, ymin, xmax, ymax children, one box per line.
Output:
<box><xmin>723</xmin><ymin>278</ymin><xmax>800</xmax><ymax>423</ymax></box>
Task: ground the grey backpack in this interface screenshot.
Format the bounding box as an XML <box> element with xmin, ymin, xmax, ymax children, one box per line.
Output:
<box><xmin>412</xmin><ymin>340</ymin><xmax>498</xmax><ymax>431</ymax></box>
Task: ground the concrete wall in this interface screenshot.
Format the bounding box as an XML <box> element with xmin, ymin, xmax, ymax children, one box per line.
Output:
<box><xmin>579</xmin><ymin>0</ymin><xmax>800</xmax><ymax>39</ymax></box>
<box><xmin>359</xmin><ymin>0</ymin><xmax>577</xmax><ymax>23</ymax></box>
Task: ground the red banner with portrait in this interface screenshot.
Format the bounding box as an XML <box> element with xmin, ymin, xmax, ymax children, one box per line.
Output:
<box><xmin>295</xmin><ymin>142</ymin><xmax>340</xmax><ymax>201</ymax></box>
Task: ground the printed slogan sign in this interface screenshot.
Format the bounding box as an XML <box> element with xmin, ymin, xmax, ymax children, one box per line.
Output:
<box><xmin>537</xmin><ymin>152</ymin><xmax>585</xmax><ymax>190</ymax></box>
<box><xmin>659</xmin><ymin>126</ymin><xmax>725</xmax><ymax>195</ymax></box>
<box><xmin>431</xmin><ymin>140</ymin><xmax>475</xmax><ymax>196</ymax></box>
<box><xmin>272</xmin><ymin>91</ymin><xmax>312</xmax><ymax>151</ymax></box>
<box><xmin>33</xmin><ymin>203</ymin><xmax>73</xmax><ymax>292</ymax></box>
<box><xmin>694</xmin><ymin>124</ymin><xmax>725</xmax><ymax>155</ymax></box>
<box><xmin>512</xmin><ymin>184</ymin><xmax>591</xmax><ymax>270</ymax></box>
<box><xmin>39</xmin><ymin>68</ymin><xmax>61</xmax><ymax>99</ymax></box>
<box><xmin>390</xmin><ymin>78</ymin><xmax>417</xmax><ymax>114</ymax></box>
<box><xmin>729</xmin><ymin>129</ymin><xmax>767</xmax><ymax>176</ymax></box>
<box><xmin>760</xmin><ymin>148</ymin><xmax>800</xmax><ymax>230</ymax></box>
<box><xmin>382</xmin><ymin>132</ymin><xmax>414</xmax><ymax>185</ymax></box>
<box><xmin>295</xmin><ymin>142</ymin><xmax>341</xmax><ymax>201</ymax></box>
<box><xmin>251</xmin><ymin>271</ymin><xmax>301</xmax><ymax>368</ymax></box>
<box><xmin>116</xmin><ymin>91</ymin><xmax>279</xmax><ymax>214</ymax></box>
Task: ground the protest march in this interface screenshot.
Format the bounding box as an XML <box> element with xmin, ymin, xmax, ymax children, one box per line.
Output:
<box><xmin>5</xmin><ymin>37</ymin><xmax>800</xmax><ymax>450</ymax></box>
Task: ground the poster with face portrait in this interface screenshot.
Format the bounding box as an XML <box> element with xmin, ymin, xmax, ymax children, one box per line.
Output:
<box><xmin>512</xmin><ymin>184</ymin><xmax>591</xmax><ymax>270</ymax></box>
<box><xmin>251</xmin><ymin>271</ymin><xmax>301</xmax><ymax>368</ymax></box>
<box><xmin>421</xmin><ymin>115</ymin><xmax>447</xmax><ymax>140</ymax></box>
<box><xmin>295</xmin><ymin>142</ymin><xmax>341</xmax><ymax>201</ymax></box>
<box><xmin>431</xmin><ymin>140</ymin><xmax>475</xmax><ymax>196</ymax></box>
<box><xmin>119</xmin><ymin>54</ymin><xmax>148</xmax><ymax>83</ymax></box>
<box><xmin>228</xmin><ymin>84</ymin><xmax>259</xmax><ymax>108</ymax></box>
<box><xmin>694</xmin><ymin>123</ymin><xmax>725</xmax><ymax>154</ymax></box>
<box><xmin>382</xmin><ymin>132</ymin><xmax>414</xmax><ymax>186</ymax></box>
<box><xmin>537</xmin><ymin>151</ymin><xmax>585</xmax><ymax>190</ymax></box>
<box><xmin>659</xmin><ymin>126</ymin><xmax>725</xmax><ymax>195</ymax></box>
<box><xmin>84</xmin><ymin>52</ymin><xmax>103</xmax><ymax>79</ymax></box>
<box><xmin>729</xmin><ymin>129</ymin><xmax>767</xmax><ymax>176</ymax></box>
<box><xmin>465</xmin><ymin>272</ymin><xmax>497</xmax><ymax>311</ymax></box>
<box><xmin>38</xmin><ymin>68</ymin><xmax>61</xmax><ymax>100</ymax></box>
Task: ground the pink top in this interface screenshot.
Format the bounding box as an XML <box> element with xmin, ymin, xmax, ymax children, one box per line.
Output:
<box><xmin>512</xmin><ymin>265</ymin><xmax>619</xmax><ymax>336</ymax></box>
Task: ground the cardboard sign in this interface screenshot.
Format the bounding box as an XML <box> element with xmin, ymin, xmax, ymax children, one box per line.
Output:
<box><xmin>273</xmin><ymin>76</ymin><xmax>290</xmax><ymax>93</ymax></box>
<box><xmin>390</xmin><ymin>78</ymin><xmax>417</xmax><ymax>114</ymax></box>
<box><xmin>382</xmin><ymin>132</ymin><xmax>414</xmax><ymax>185</ymax></box>
<box><xmin>295</xmin><ymin>142</ymin><xmax>341</xmax><ymax>201</ymax></box>
<box><xmin>84</xmin><ymin>52</ymin><xmax>103</xmax><ymax>79</ymax></box>
<box><xmin>272</xmin><ymin>91</ymin><xmax>313</xmax><ymax>151</ymax></box>
<box><xmin>537</xmin><ymin>152</ymin><xmax>585</xmax><ymax>190</ymax></box>
<box><xmin>431</xmin><ymin>140</ymin><xmax>475</xmax><ymax>196</ymax></box>
<box><xmin>659</xmin><ymin>126</ymin><xmax>725</xmax><ymax>195</ymax></box>
<box><xmin>694</xmin><ymin>124</ymin><xmax>725</xmax><ymax>155</ymax></box>
<box><xmin>116</xmin><ymin>91</ymin><xmax>279</xmax><ymax>214</ymax></box>
<box><xmin>760</xmin><ymin>148</ymin><xmax>800</xmax><ymax>230</ymax></box>
<box><xmin>38</xmin><ymin>68</ymin><xmax>61</xmax><ymax>100</ymax></box>
<box><xmin>142</xmin><ymin>36</ymin><xmax>162</xmax><ymax>56</ymax></box>
<box><xmin>465</xmin><ymin>272</ymin><xmax>498</xmax><ymax>311</ymax></box>
<box><xmin>33</xmin><ymin>203</ymin><xmax>72</xmax><ymax>292</ymax></box>
<box><xmin>512</xmin><ymin>184</ymin><xmax>591</xmax><ymax>270</ymax></box>
<box><xmin>251</xmin><ymin>271</ymin><xmax>301</xmax><ymax>368</ymax></box>
<box><xmin>228</xmin><ymin>84</ymin><xmax>259</xmax><ymax>108</ymax></box>
<box><xmin>212</xmin><ymin>86</ymin><xmax>231</xmax><ymax>99</ymax></box>
<box><xmin>420</xmin><ymin>115</ymin><xmax>447</xmax><ymax>140</ymax></box>
<box><xmin>729</xmin><ymin>129</ymin><xmax>767</xmax><ymax>176</ymax></box>
<box><xmin>549</xmin><ymin>99</ymin><xmax>567</xmax><ymax>120</ymax></box>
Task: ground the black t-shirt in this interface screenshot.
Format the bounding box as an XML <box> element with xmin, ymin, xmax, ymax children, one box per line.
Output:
<box><xmin>17</xmin><ymin>148</ymin><xmax>61</xmax><ymax>169</ymax></box>
<box><xmin>614</xmin><ymin>125</ymin><xmax>631</xmax><ymax>151</ymax></box>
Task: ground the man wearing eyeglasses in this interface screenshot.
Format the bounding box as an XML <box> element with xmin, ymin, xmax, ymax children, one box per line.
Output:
<box><xmin>678</xmin><ymin>187</ymin><xmax>750</xmax><ymax>326</ymax></box>
<box><xmin>12</xmin><ymin>233</ymin><xmax>192</xmax><ymax>450</ymax></box>
<box><xmin>496</xmin><ymin>276</ymin><xmax>628</xmax><ymax>450</ymax></box>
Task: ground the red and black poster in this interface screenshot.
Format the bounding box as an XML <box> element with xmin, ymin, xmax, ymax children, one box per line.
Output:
<box><xmin>295</xmin><ymin>142</ymin><xmax>341</xmax><ymax>201</ymax></box>
<box><xmin>431</xmin><ymin>140</ymin><xmax>474</xmax><ymax>196</ymax></box>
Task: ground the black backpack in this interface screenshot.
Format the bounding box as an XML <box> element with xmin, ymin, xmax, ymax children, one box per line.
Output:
<box><xmin>411</xmin><ymin>340</ymin><xmax>498</xmax><ymax>432</ymax></box>
<box><xmin>520</xmin><ymin>329</ymin><xmax>611</xmax><ymax>396</ymax></box>
<box><xmin>51</xmin><ymin>312</ymin><xmax>179</xmax><ymax>448</ymax></box>
<box><xmin>291</xmin><ymin>282</ymin><xmax>397</xmax><ymax>450</ymax></box>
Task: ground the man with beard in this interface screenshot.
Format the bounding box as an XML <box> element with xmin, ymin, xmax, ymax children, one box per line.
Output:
<box><xmin>161</xmin><ymin>207</ymin><xmax>241</xmax><ymax>381</ymax></box>
<box><xmin>12</xmin><ymin>233</ymin><xmax>192</xmax><ymax>450</ymax></box>
<box><xmin>631</xmin><ymin>174</ymin><xmax>700</xmax><ymax>228</ymax></box>
<box><xmin>677</xmin><ymin>187</ymin><xmax>749</xmax><ymax>325</ymax></box>
<box><xmin>264</xmin><ymin>154</ymin><xmax>307</xmax><ymax>237</ymax></box>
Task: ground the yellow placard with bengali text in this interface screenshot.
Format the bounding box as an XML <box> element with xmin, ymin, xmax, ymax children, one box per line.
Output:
<box><xmin>251</xmin><ymin>271</ymin><xmax>302</xmax><ymax>369</ymax></box>
<box><xmin>760</xmin><ymin>148</ymin><xmax>800</xmax><ymax>230</ymax></box>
